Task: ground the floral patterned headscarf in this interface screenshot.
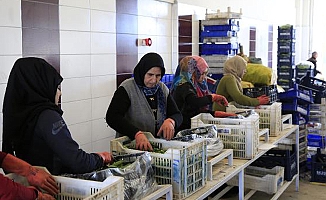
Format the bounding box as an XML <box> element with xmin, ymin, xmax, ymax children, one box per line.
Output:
<box><xmin>171</xmin><ymin>56</ymin><xmax>210</xmax><ymax>97</ymax></box>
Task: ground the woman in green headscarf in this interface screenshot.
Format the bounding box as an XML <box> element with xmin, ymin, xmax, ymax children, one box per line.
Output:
<box><xmin>213</xmin><ymin>55</ymin><xmax>269</xmax><ymax>111</ymax></box>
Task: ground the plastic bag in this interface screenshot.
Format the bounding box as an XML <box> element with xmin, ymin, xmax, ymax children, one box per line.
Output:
<box><xmin>174</xmin><ymin>125</ymin><xmax>224</xmax><ymax>157</ymax></box>
<box><xmin>62</xmin><ymin>152</ymin><xmax>157</xmax><ymax>200</ymax></box>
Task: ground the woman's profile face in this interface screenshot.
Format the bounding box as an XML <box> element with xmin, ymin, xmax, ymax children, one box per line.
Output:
<box><xmin>144</xmin><ymin>67</ymin><xmax>162</xmax><ymax>88</ymax></box>
<box><xmin>198</xmin><ymin>69</ymin><xmax>208</xmax><ymax>82</ymax></box>
<box><xmin>240</xmin><ymin>68</ymin><xmax>247</xmax><ymax>78</ymax></box>
<box><xmin>55</xmin><ymin>88</ymin><xmax>61</xmax><ymax>105</ymax></box>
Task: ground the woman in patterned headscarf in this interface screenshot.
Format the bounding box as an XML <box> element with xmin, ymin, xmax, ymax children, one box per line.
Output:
<box><xmin>171</xmin><ymin>55</ymin><xmax>235</xmax><ymax>132</ymax></box>
<box><xmin>213</xmin><ymin>55</ymin><xmax>269</xmax><ymax>111</ymax></box>
<box><xmin>106</xmin><ymin>52</ymin><xmax>182</xmax><ymax>151</ymax></box>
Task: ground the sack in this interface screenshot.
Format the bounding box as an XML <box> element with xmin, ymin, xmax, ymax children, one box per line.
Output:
<box><xmin>243</xmin><ymin>63</ymin><xmax>272</xmax><ymax>86</ymax></box>
<box><xmin>175</xmin><ymin>125</ymin><xmax>224</xmax><ymax>157</ymax></box>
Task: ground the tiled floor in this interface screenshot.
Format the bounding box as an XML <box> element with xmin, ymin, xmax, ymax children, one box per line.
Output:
<box><xmin>217</xmin><ymin>179</ymin><xmax>326</xmax><ymax>200</ymax></box>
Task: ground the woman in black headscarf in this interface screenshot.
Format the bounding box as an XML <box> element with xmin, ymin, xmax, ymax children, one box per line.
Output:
<box><xmin>106</xmin><ymin>52</ymin><xmax>182</xmax><ymax>151</ymax></box>
<box><xmin>2</xmin><ymin>57</ymin><xmax>112</xmax><ymax>175</ymax></box>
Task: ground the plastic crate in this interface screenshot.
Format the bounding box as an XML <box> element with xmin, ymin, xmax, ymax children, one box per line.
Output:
<box><xmin>227</xmin><ymin>166</ymin><xmax>284</xmax><ymax>194</ymax></box>
<box><xmin>277</xmin><ymin>54</ymin><xmax>295</xmax><ymax>66</ymax></box>
<box><xmin>282</xmin><ymin>99</ymin><xmax>310</xmax><ymax>116</ymax></box>
<box><xmin>242</xmin><ymin>85</ymin><xmax>278</xmax><ymax>104</ymax></box>
<box><xmin>277</xmin><ymin>66</ymin><xmax>294</xmax><ymax>77</ymax></box>
<box><xmin>201</xmin><ymin>19</ymin><xmax>238</xmax><ymax>26</ymax></box>
<box><xmin>205</xmin><ymin>8</ymin><xmax>242</xmax><ymax>20</ymax></box>
<box><xmin>6</xmin><ymin>173</ymin><xmax>124</xmax><ymax>200</ymax></box>
<box><xmin>251</xmin><ymin>147</ymin><xmax>297</xmax><ymax>181</ymax></box>
<box><xmin>311</xmin><ymin>149</ymin><xmax>326</xmax><ymax>183</ymax></box>
<box><xmin>191</xmin><ymin>113</ymin><xmax>260</xmax><ymax>159</ymax></box>
<box><xmin>202</xmin><ymin>24</ymin><xmax>239</xmax><ymax>32</ymax></box>
<box><xmin>278</xmin><ymin>84</ymin><xmax>314</xmax><ymax>104</ymax></box>
<box><xmin>200</xmin><ymin>30</ymin><xmax>237</xmax><ymax>38</ymax></box>
<box><xmin>278</xmin><ymin>42</ymin><xmax>295</xmax><ymax>53</ymax></box>
<box><xmin>299</xmin><ymin>76</ymin><xmax>326</xmax><ymax>92</ymax></box>
<box><xmin>202</xmin><ymin>37</ymin><xmax>238</xmax><ymax>43</ymax></box>
<box><xmin>201</xmin><ymin>43</ymin><xmax>238</xmax><ymax>54</ymax></box>
<box><xmin>201</xmin><ymin>48</ymin><xmax>238</xmax><ymax>56</ymax></box>
<box><xmin>307</xmin><ymin>134</ymin><xmax>326</xmax><ymax>148</ymax></box>
<box><xmin>226</xmin><ymin>103</ymin><xmax>282</xmax><ymax>136</ymax></box>
<box><xmin>161</xmin><ymin>74</ymin><xmax>174</xmax><ymax>89</ymax></box>
<box><xmin>201</xmin><ymin>55</ymin><xmax>230</xmax><ymax>62</ymax></box>
<box><xmin>278</xmin><ymin>26</ymin><xmax>295</xmax><ymax>39</ymax></box>
<box><xmin>110</xmin><ymin>133</ymin><xmax>207</xmax><ymax>199</ymax></box>
<box><xmin>291</xmin><ymin>112</ymin><xmax>309</xmax><ymax>125</ymax></box>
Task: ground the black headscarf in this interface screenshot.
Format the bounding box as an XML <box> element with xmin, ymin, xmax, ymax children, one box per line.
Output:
<box><xmin>2</xmin><ymin>57</ymin><xmax>63</xmax><ymax>157</ymax></box>
<box><xmin>133</xmin><ymin>52</ymin><xmax>165</xmax><ymax>86</ymax></box>
<box><xmin>133</xmin><ymin>52</ymin><xmax>167</xmax><ymax>128</ymax></box>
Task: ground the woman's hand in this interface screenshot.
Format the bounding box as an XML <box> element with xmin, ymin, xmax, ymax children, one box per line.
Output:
<box><xmin>214</xmin><ymin>111</ymin><xmax>237</xmax><ymax>118</ymax></box>
<box><xmin>257</xmin><ymin>95</ymin><xmax>269</xmax><ymax>105</ymax></box>
<box><xmin>27</xmin><ymin>186</ymin><xmax>55</xmax><ymax>200</ymax></box>
<box><xmin>211</xmin><ymin>94</ymin><xmax>228</xmax><ymax>106</ymax></box>
<box><xmin>135</xmin><ymin>132</ymin><xmax>153</xmax><ymax>151</ymax></box>
<box><xmin>157</xmin><ymin>118</ymin><xmax>175</xmax><ymax>140</ymax></box>
<box><xmin>26</xmin><ymin>166</ymin><xmax>58</xmax><ymax>196</ymax></box>
<box><xmin>96</xmin><ymin>152</ymin><xmax>113</xmax><ymax>165</ymax></box>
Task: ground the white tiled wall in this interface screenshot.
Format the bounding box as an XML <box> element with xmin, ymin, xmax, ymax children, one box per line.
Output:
<box><xmin>59</xmin><ymin>0</ymin><xmax>116</xmax><ymax>153</ymax></box>
<box><xmin>137</xmin><ymin>0</ymin><xmax>176</xmax><ymax>74</ymax></box>
<box><xmin>0</xmin><ymin>0</ymin><xmax>22</xmax><ymax>151</ymax></box>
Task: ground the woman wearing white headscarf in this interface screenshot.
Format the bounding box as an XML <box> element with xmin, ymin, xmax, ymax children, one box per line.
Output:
<box><xmin>213</xmin><ymin>55</ymin><xmax>269</xmax><ymax>111</ymax></box>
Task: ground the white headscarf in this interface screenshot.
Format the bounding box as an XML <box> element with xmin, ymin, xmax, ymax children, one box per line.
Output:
<box><xmin>223</xmin><ymin>55</ymin><xmax>247</xmax><ymax>92</ymax></box>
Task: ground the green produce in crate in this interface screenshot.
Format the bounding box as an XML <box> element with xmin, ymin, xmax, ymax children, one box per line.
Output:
<box><xmin>123</xmin><ymin>141</ymin><xmax>166</xmax><ymax>153</ymax></box>
<box><xmin>107</xmin><ymin>160</ymin><xmax>132</xmax><ymax>168</ymax></box>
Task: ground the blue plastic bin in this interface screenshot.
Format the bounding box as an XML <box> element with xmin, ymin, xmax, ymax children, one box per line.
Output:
<box><xmin>278</xmin><ymin>84</ymin><xmax>314</xmax><ymax>104</ymax></box>
<box><xmin>307</xmin><ymin>134</ymin><xmax>326</xmax><ymax>149</ymax></box>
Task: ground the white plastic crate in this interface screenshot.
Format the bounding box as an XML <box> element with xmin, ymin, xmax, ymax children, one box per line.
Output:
<box><xmin>191</xmin><ymin>113</ymin><xmax>260</xmax><ymax>159</ymax></box>
<box><xmin>226</xmin><ymin>102</ymin><xmax>282</xmax><ymax>136</ymax></box>
<box><xmin>203</xmin><ymin>37</ymin><xmax>238</xmax><ymax>43</ymax></box>
<box><xmin>6</xmin><ymin>173</ymin><xmax>124</xmax><ymax>200</ymax></box>
<box><xmin>227</xmin><ymin>166</ymin><xmax>284</xmax><ymax>194</ymax></box>
<box><xmin>208</xmin><ymin>67</ymin><xmax>224</xmax><ymax>74</ymax></box>
<box><xmin>206</xmin><ymin>7</ymin><xmax>242</xmax><ymax>19</ymax></box>
<box><xmin>110</xmin><ymin>133</ymin><xmax>207</xmax><ymax>199</ymax></box>
<box><xmin>201</xmin><ymin>55</ymin><xmax>230</xmax><ymax>62</ymax></box>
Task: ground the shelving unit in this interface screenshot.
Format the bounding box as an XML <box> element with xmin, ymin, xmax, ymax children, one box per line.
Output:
<box><xmin>277</xmin><ymin>25</ymin><xmax>296</xmax><ymax>91</ymax></box>
<box><xmin>187</xmin><ymin>124</ymin><xmax>300</xmax><ymax>200</ymax></box>
<box><xmin>199</xmin><ymin>7</ymin><xmax>241</xmax><ymax>79</ymax></box>
<box><xmin>142</xmin><ymin>185</ymin><xmax>173</xmax><ymax>200</ymax></box>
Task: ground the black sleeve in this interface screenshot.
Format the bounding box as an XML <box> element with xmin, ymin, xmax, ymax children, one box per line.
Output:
<box><xmin>179</xmin><ymin>83</ymin><xmax>212</xmax><ymax>109</ymax></box>
<box><xmin>105</xmin><ymin>87</ymin><xmax>139</xmax><ymax>139</ymax></box>
<box><xmin>37</xmin><ymin>110</ymin><xmax>103</xmax><ymax>174</ymax></box>
<box><xmin>166</xmin><ymin>93</ymin><xmax>183</xmax><ymax>129</ymax></box>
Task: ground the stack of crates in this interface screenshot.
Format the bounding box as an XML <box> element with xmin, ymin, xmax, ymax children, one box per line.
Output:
<box><xmin>161</xmin><ymin>74</ymin><xmax>174</xmax><ymax>89</ymax></box>
<box><xmin>295</xmin><ymin>61</ymin><xmax>315</xmax><ymax>80</ymax></box>
<box><xmin>251</xmin><ymin>145</ymin><xmax>298</xmax><ymax>182</ymax></box>
<box><xmin>310</xmin><ymin>148</ymin><xmax>326</xmax><ymax>183</ymax></box>
<box><xmin>110</xmin><ymin>133</ymin><xmax>207</xmax><ymax>199</ymax></box>
<box><xmin>278</xmin><ymin>84</ymin><xmax>314</xmax><ymax>166</ymax></box>
<box><xmin>299</xmin><ymin>75</ymin><xmax>326</xmax><ymax>104</ymax></box>
<box><xmin>277</xmin><ymin>25</ymin><xmax>296</xmax><ymax>91</ymax></box>
<box><xmin>199</xmin><ymin>7</ymin><xmax>241</xmax><ymax>75</ymax></box>
<box><xmin>278</xmin><ymin>83</ymin><xmax>313</xmax><ymax>125</ymax></box>
<box><xmin>191</xmin><ymin>113</ymin><xmax>261</xmax><ymax>159</ymax></box>
<box><xmin>227</xmin><ymin>166</ymin><xmax>285</xmax><ymax>194</ymax></box>
<box><xmin>306</xmin><ymin>98</ymin><xmax>326</xmax><ymax>169</ymax></box>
